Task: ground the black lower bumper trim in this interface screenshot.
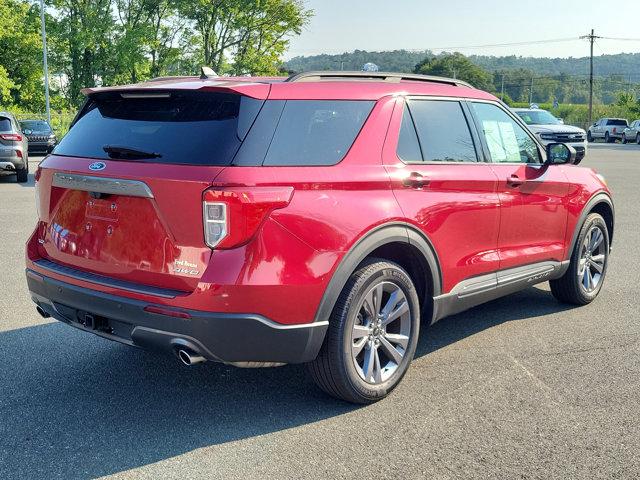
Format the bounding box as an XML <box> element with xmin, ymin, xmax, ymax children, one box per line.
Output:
<box><xmin>26</xmin><ymin>269</ymin><xmax>328</xmax><ymax>364</ymax></box>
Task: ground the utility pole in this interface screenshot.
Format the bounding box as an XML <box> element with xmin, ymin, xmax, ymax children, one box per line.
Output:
<box><xmin>500</xmin><ymin>74</ymin><xmax>505</xmax><ymax>101</ymax></box>
<box><xmin>529</xmin><ymin>76</ymin><xmax>534</xmax><ymax>104</ymax></box>
<box><xmin>580</xmin><ymin>29</ymin><xmax>601</xmax><ymax>126</ymax></box>
<box><xmin>39</xmin><ymin>0</ymin><xmax>51</xmax><ymax>125</ymax></box>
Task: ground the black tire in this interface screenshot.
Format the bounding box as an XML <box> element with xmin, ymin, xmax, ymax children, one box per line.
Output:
<box><xmin>550</xmin><ymin>213</ymin><xmax>609</xmax><ymax>305</ymax></box>
<box><xmin>604</xmin><ymin>131</ymin><xmax>611</xmax><ymax>143</ymax></box>
<box><xmin>16</xmin><ymin>160</ymin><xmax>28</xmax><ymax>183</ymax></box>
<box><xmin>587</xmin><ymin>131</ymin><xmax>593</xmax><ymax>143</ymax></box>
<box><xmin>622</xmin><ymin>134</ymin><xmax>628</xmax><ymax>144</ymax></box>
<box><xmin>636</xmin><ymin>133</ymin><xmax>640</xmax><ymax>145</ymax></box>
<box><xmin>308</xmin><ymin>259</ymin><xmax>420</xmax><ymax>404</ymax></box>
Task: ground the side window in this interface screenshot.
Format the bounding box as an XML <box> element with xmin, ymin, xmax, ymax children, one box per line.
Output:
<box><xmin>406</xmin><ymin>100</ymin><xmax>478</xmax><ymax>162</ymax></box>
<box><xmin>263</xmin><ymin>100</ymin><xmax>374</xmax><ymax>166</ymax></box>
<box><xmin>396</xmin><ymin>104</ymin><xmax>422</xmax><ymax>162</ymax></box>
<box><xmin>471</xmin><ymin>102</ymin><xmax>541</xmax><ymax>164</ymax></box>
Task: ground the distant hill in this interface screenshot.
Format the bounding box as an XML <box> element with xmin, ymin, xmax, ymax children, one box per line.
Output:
<box><xmin>285</xmin><ymin>50</ymin><xmax>640</xmax><ymax>79</ymax></box>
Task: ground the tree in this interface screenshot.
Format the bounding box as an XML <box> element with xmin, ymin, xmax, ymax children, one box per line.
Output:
<box><xmin>414</xmin><ymin>53</ymin><xmax>494</xmax><ymax>91</ymax></box>
<box><xmin>178</xmin><ymin>0</ymin><xmax>312</xmax><ymax>75</ymax></box>
<box><xmin>48</xmin><ymin>0</ymin><xmax>117</xmax><ymax>105</ymax></box>
<box><xmin>0</xmin><ymin>0</ymin><xmax>44</xmax><ymax>108</ymax></box>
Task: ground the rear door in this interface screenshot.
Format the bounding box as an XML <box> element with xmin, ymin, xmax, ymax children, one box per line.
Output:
<box><xmin>383</xmin><ymin>97</ymin><xmax>501</xmax><ymax>293</ymax></box>
<box><xmin>468</xmin><ymin>101</ymin><xmax>570</xmax><ymax>270</ymax></box>
<box><xmin>33</xmin><ymin>88</ymin><xmax>265</xmax><ymax>293</ymax></box>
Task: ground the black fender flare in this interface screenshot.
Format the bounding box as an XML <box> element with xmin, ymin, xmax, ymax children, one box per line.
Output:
<box><xmin>567</xmin><ymin>192</ymin><xmax>614</xmax><ymax>259</ymax></box>
<box><xmin>312</xmin><ymin>222</ymin><xmax>442</xmax><ymax>324</ymax></box>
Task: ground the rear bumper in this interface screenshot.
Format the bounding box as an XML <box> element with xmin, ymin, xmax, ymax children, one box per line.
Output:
<box><xmin>27</xmin><ymin>269</ymin><xmax>328</xmax><ymax>364</ymax></box>
<box><xmin>0</xmin><ymin>159</ymin><xmax>26</xmax><ymax>172</ymax></box>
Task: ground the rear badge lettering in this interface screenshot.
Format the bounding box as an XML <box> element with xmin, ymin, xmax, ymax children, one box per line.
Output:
<box><xmin>173</xmin><ymin>260</ymin><xmax>199</xmax><ymax>276</ymax></box>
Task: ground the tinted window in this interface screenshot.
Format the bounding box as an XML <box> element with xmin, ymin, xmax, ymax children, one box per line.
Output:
<box><xmin>396</xmin><ymin>105</ymin><xmax>422</xmax><ymax>162</ymax></box>
<box><xmin>263</xmin><ymin>100</ymin><xmax>374</xmax><ymax>166</ymax></box>
<box><xmin>607</xmin><ymin>119</ymin><xmax>628</xmax><ymax>126</ymax></box>
<box><xmin>54</xmin><ymin>91</ymin><xmax>263</xmax><ymax>165</ymax></box>
<box><xmin>407</xmin><ymin>100</ymin><xmax>478</xmax><ymax>162</ymax></box>
<box><xmin>0</xmin><ymin>117</ymin><xmax>11</xmax><ymax>132</ymax></box>
<box><xmin>471</xmin><ymin>102</ymin><xmax>541</xmax><ymax>164</ymax></box>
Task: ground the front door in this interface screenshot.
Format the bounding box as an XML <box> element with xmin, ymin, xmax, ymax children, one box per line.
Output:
<box><xmin>468</xmin><ymin>101</ymin><xmax>571</xmax><ymax>270</ymax></box>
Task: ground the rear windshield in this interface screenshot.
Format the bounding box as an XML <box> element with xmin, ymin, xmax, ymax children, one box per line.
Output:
<box><xmin>0</xmin><ymin>117</ymin><xmax>12</xmax><ymax>132</ymax></box>
<box><xmin>607</xmin><ymin>119</ymin><xmax>628</xmax><ymax>126</ymax></box>
<box><xmin>54</xmin><ymin>91</ymin><xmax>263</xmax><ymax>165</ymax></box>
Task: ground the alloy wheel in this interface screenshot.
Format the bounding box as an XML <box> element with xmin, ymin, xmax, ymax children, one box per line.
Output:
<box><xmin>577</xmin><ymin>225</ymin><xmax>607</xmax><ymax>293</ymax></box>
<box><xmin>351</xmin><ymin>281</ymin><xmax>412</xmax><ymax>384</ymax></box>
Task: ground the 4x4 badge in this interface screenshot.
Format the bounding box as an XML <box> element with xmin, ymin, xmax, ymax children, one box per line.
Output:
<box><xmin>88</xmin><ymin>162</ymin><xmax>106</xmax><ymax>171</ymax></box>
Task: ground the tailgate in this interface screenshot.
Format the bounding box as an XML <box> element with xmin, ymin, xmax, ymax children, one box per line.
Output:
<box><xmin>35</xmin><ymin>156</ymin><xmax>225</xmax><ymax>292</ymax></box>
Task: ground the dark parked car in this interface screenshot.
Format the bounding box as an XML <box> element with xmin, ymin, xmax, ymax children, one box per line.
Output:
<box><xmin>0</xmin><ymin>111</ymin><xmax>29</xmax><ymax>183</ymax></box>
<box><xmin>19</xmin><ymin>119</ymin><xmax>57</xmax><ymax>154</ymax></box>
<box><xmin>26</xmin><ymin>71</ymin><xmax>614</xmax><ymax>403</ymax></box>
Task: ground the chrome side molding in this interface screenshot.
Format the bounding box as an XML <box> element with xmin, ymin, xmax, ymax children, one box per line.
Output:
<box><xmin>52</xmin><ymin>173</ymin><xmax>154</xmax><ymax>198</ymax></box>
<box><xmin>432</xmin><ymin>260</ymin><xmax>570</xmax><ymax>323</ymax></box>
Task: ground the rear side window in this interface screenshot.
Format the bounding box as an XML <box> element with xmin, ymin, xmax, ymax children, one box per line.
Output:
<box><xmin>400</xmin><ymin>100</ymin><xmax>478</xmax><ymax>163</ymax></box>
<box><xmin>54</xmin><ymin>91</ymin><xmax>263</xmax><ymax>165</ymax></box>
<box><xmin>263</xmin><ymin>100</ymin><xmax>374</xmax><ymax>166</ymax></box>
<box><xmin>607</xmin><ymin>119</ymin><xmax>628</xmax><ymax>126</ymax></box>
<box><xmin>0</xmin><ymin>117</ymin><xmax>12</xmax><ymax>132</ymax></box>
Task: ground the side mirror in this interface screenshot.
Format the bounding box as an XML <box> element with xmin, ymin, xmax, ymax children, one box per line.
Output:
<box><xmin>546</xmin><ymin>143</ymin><xmax>577</xmax><ymax>165</ymax></box>
<box><xmin>557</xmin><ymin>118</ymin><xmax>564</xmax><ymax>124</ymax></box>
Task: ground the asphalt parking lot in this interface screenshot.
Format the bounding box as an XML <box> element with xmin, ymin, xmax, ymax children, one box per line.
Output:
<box><xmin>0</xmin><ymin>144</ymin><xmax>638</xmax><ymax>479</ymax></box>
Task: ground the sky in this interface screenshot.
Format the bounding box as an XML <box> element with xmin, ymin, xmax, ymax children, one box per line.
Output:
<box><xmin>286</xmin><ymin>0</ymin><xmax>640</xmax><ymax>59</ymax></box>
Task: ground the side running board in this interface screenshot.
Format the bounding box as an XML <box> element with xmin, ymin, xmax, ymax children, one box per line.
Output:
<box><xmin>432</xmin><ymin>260</ymin><xmax>570</xmax><ymax>322</ymax></box>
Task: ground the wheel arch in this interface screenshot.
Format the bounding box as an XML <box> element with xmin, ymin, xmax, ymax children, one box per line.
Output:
<box><xmin>568</xmin><ymin>192</ymin><xmax>614</xmax><ymax>259</ymax></box>
<box><xmin>312</xmin><ymin>223</ymin><xmax>442</xmax><ymax>325</ymax></box>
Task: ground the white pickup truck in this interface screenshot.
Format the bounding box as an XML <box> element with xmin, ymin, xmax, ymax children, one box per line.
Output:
<box><xmin>587</xmin><ymin>118</ymin><xmax>629</xmax><ymax>143</ymax></box>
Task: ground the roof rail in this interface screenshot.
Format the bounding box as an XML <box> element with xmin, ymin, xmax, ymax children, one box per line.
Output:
<box><xmin>285</xmin><ymin>71</ymin><xmax>473</xmax><ymax>88</ymax></box>
<box><xmin>146</xmin><ymin>75</ymin><xmax>196</xmax><ymax>83</ymax></box>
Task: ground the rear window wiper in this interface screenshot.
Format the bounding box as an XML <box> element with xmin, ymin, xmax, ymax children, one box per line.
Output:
<box><xmin>103</xmin><ymin>145</ymin><xmax>162</xmax><ymax>159</ymax></box>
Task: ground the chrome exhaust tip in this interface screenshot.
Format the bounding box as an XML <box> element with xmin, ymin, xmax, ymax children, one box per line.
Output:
<box><xmin>36</xmin><ymin>306</ymin><xmax>51</xmax><ymax>319</ymax></box>
<box><xmin>177</xmin><ymin>349</ymin><xmax>206</xmax><ymax>366</ymax></box>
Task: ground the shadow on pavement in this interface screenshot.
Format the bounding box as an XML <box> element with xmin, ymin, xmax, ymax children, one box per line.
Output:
<box><xmin>416</xmin><ymin>286</ymin><xmax>575</xmax><ymax>358</ymax></box>
<box><xmin>0</xmin><ymin>286</ymin><xmax>573</xmax><ymax>478</ymax></box>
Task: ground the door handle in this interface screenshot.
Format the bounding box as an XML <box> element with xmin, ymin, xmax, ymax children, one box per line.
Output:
<box><xmin>507</xmin><ymin>174</ymin><xmax>525</xmax><ymax>187</ymax></box>
<box><xmin>402</xmin><ymin>172</ymin><xmax>429</xmax><ymax>189</ymax></box>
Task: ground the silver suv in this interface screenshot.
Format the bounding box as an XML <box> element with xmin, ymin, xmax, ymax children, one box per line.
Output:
<box><xmin>512</xmin><ymin>108</ymin><xmax>587</xmax><ymax>161</ymax></box>
<box><xmin>0</xmin><ymin>112</ymin><xmax>29</xmax><ymax>183</ymax></box>
<box><xmin>588</xmin><ymin>118</ymin><xmax>628</xmax><ymax>143</ymax></box>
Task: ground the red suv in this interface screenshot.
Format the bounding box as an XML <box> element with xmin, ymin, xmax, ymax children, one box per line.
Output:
<box><xmin>26</xmin><ymin>71</ymin><xmax>614</xmax><ymax>403</ymax></box>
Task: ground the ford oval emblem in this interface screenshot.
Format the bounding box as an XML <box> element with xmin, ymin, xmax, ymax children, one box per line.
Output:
<box><xmin>89</xmin><ymin>162</ymin><xmax>106</xmax><ymax>171</ymax></box>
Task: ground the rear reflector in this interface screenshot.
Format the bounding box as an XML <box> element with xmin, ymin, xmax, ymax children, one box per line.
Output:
<box><xmin>1</xmin><ymin>133</ymin><xmax>22</xmax><ymax>141</ymax></box>
<box><xmin>15</xmin><ymin>150</ymin><xmax>22</xmax><ymax>159</ymax></box>
<box><xmin>144</xmin><ymin>305</ymin><xmax>191</xmax><ymax>319</ymax></box>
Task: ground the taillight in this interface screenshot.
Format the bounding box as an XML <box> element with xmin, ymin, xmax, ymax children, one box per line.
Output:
<box><xmin>15</xmin><ymin>149</ymin><xmax>22</xmax><ymax>159</ymax></box>
<box><xmin>612</xmin><ymin>127</ymin><xmax>617</xmax><ymax>133</ymax></box>
<box><xmin>0</xmin><ymin>133</ymin><xmax>22</xmax><ymax>141</ymax></box>
<box><xmin>203</xmin><ymin>187</ymin><xmax>294</xmax><ymax>249</ymax></box>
